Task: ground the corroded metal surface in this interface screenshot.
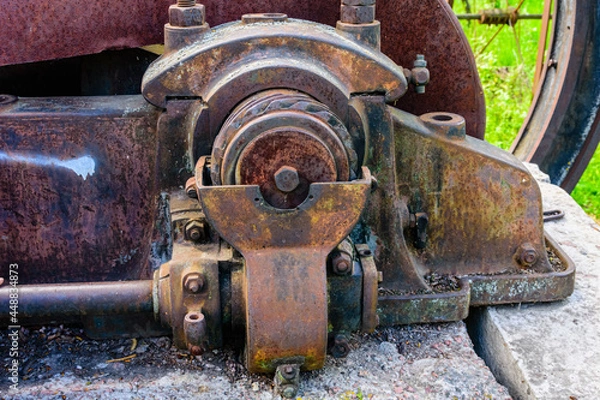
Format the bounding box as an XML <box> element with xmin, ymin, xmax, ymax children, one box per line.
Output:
<box><xmin>0</xmin><ymin>96</ymin><xmax>161</xmax><ymax>283</ymax></box>
<box><xmin>0</xmin><ymin>281</ymin><xmax>153</xmax><ymax>319</ymax></box>
<box><xmin>469</xmin><ymin>234</ymin><xmax>576</xmax><ymax>305</ymax></box>
<box><xmin>0</xmin><ymin>0</ymin><xmax>173</xmax><ymax>67</ymax></box>
<box><xmin>379</xmin><ymin>0</ymin><xmax>485</xmax><ymax>139</ymax></box>
<box><xmin>197</xmin><ymin>164</ymin><xmax>372</xmax><ymax>372</ymax></box>
<box><xmin>141</xmin><ymin>18</ymin><xmax>408</xmax><ymax>126</ymax></box>
<box><xmin>378</xmin><ymin>280</ymin><xmax>471</xmax><ymax>326</ymax></box>
<box><xmin>355</xmin><ymin>244</ymin><xmax>378</xmax><ymax>332</ymax></box>
<box><xmin>211</xmin><ymin>90</ymin><xmax>354</xmax><ymax>209</ymax></box>
<box><xmin>391</xmin><ymin>107</ymin><xmax>550</xmax><ymax>278</ymax></box>
<box><xmin>2</xmin><ymin>0</ymin><xmax>484</xmax><ymax>139</ymax></box>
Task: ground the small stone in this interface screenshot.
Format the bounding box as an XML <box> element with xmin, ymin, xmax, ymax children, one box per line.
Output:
<box><xmin>251</xmin><ymin>382</ymin><xmax>260</xmax><ymax>391</ymax></box>
<box><xmin>378</xmin><ymin>341</ymin><xmax>398</xmax><ymax>356</ymax></box>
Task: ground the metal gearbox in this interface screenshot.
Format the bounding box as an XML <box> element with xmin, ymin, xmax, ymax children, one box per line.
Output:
<box><xmin>0</xmin><ymin>0</ymin><xmax>575</xmax><ymax>394</ymax></box>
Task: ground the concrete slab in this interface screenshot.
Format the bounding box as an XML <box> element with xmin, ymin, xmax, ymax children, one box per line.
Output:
<box><xmin>2</xmin><ymin>322</ymin><xmax>511</xmax><ymax>399</ymax></box>
<box><xmin>471</xmin><ymin>165</ymin><xmax>600</xmax><ymax>400</ymax></box>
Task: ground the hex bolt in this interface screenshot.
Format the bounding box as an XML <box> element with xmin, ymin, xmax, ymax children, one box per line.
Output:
<box><xmin>331</xmin><ymin>251</ymin><xmax>353</xmax><ymax>275</ymax></box>
<box><xmin>185</xmin><ymin>220</ymin><xmax>207</xmax><ymax>242</ymax></box>
<box><xmin>517</xmin><ymin>243</ymin><xmax>539</xmax><ymax>266</ymax></box>
<box><xmin>183</xmin><ymin>273</ymin><xmax>204</xmax><ymax>293</ymax></box>
<box><xmin>330</xmin><ymin>334</ymin><xmax>351</xmax><ymax>358</ymax></box>
<box><xmin>281</xmin><ymin>364</ymin><xmax>297</xmax><ymax>380</ymax></box>
<box><xmin>281</xmin><ymin>386</ymin><xmax>297</xmax><ymax>399</ymax></box>
<box><xmin>169</xmin><ymin>0</ymin><xmax>205</xmax><ymax>27</ymax></box>
<box><xmin>411</xmin><ymin>55</ymin><xmax>430</xmax><ymax>94</ymax></box>
<box><xmin>274</xmin><ymin>166</ymin><xmax>300</xmax><ymax>193</ymax></box>
<box><xmin>275</xmin><ymin>364</ymin><xmax>300</xmax><ymax>399</ymax></box>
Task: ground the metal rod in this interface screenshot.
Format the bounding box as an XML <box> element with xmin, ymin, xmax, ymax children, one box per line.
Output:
<box><xmin>0</xmin><ymin>280</ymin><xmax>154</xmax><ymax>320</ymax></box>
<box><xmin>456</xmin><ymin>14</ymin><xmax>546</xmax><ymax>20</ymax></box>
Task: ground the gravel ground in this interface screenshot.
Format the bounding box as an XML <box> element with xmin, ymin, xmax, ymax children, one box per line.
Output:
<box><xmin>1</xmin><ymin>322</ymin><xmax>510</xmax><ymax>400</ymax></box>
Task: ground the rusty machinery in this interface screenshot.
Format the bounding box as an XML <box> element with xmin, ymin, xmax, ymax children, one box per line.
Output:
<box><xmin>0</xmin><ymin>0</ymin><xmax>578</xmax><ymax>396</ymax></box>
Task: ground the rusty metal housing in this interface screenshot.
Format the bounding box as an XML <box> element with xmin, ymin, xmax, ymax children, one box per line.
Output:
<box><xmin>0</xmin><ymin>0</ymin><xmax>575</xmax><ymax>391</ymax></box>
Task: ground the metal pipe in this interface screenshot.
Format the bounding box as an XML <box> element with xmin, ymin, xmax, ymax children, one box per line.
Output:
<box><xmin>0</xmin><ymin>280</ymin><xmax>153</xmax><ymax>320</ymax></box>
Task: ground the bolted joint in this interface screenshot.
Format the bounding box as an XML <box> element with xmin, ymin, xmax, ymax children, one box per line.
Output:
<box><xmin>340</xmin><ymin>4</ymin><xmax>376</xmax><ymax>24</ymax></box>
<box><xmin>411</xmin><ymin>55</ymin><xmax>430</xmax><ymax>94</ymax></box>
<box><xmin>274</xmin><ymin>165</ymin><xmax>300</xmax><ymax>193</ymax></box>
<box><xmin>168</xmin><ymin>3</ymin><xmax>205</xmax><ymax>27</ymax></box>
<box><xmin>516</xmin><ymin>243</ymin><xmax>539</xmax><ymax>267</ymax></box>
<box><xmin>329</xmin><ymin>334</ymin><xmax>351</xmax><ymax>358</ymax></box>
<box><xmin>185</xmin><ymin>220</ymin><xmax>207</xmax><ymax>242</ymax></box>
<box><xmin>331</xmin><ymin>251</ymin><xmax>353</xmax><ymax>275</ymax></box>
<box><xmin>183</xmin><ymin>272</ymin><xmax>204</xmax><ymax>293</ymax></box>
<box><xmin>274</xmin><ymin>364</ymin><xmax>300</xmax><ymax>399</ymax></box>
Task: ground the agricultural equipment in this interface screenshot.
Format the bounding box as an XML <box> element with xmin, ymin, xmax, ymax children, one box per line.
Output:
<box><xmin>1</xmin><ymin>0</ymin><xmax>588</xmax><ymax>396</ymax></box>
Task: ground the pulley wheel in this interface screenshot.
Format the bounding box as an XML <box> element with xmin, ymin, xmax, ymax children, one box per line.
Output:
<box><xmin>211</xmin><ymin>90</ymin><xmax>357</xmax><ymax>209</ymax></box>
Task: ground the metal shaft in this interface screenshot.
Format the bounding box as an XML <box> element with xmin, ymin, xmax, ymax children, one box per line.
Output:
<box><xmin>457</xmin><ymin>13</ymin><xmax>545</xmax><ymax>20</ymax></box>
<box><xmin>0</xmin><ymin>280</ymin><xmax>153</xmax><ymax>320</ymax></box>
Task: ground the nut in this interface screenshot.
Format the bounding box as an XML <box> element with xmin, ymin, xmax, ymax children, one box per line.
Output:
<box><xmin>183</xmin><ymin>273</ymin><xmax>204</xmax><ymax>293</ymax></box>
<box><xmin>274</xmin><ymin>166</ymin><xmax>300</xmax><ymax>193</ymax></box>
<box><xmin>517</xmin><ymin>243</ymin><xmax>539</xmax><ymax>266</ymax></box>
<box><xmin>411</xmin><ymin>55</ymin><xmax>430</xmax><ymax>94</ymax></box>
<box><xmin>331</xmin><ymin>251</ymin><xmax>353</xmax><ymax>275</ymax></box>
<box><xmin>340</xmin><ymin>5</ymin><xmax>376</xmax><ymax>24</ymax></box>
<box><xmin>280</xmin><ymin>364</ymin><xmax>297</xmax><ymax>380</ymax></box>
<box><xmin>169</xmin><ymin>3</ymin><xmax>205</xmax><ymax>27</ymax></box>
<box><xmin>281</xmin><ymin>386</ymin><xmax>297</xmax><ymax>399</ymax></box>
<box><xmin>185</xmin><ymin>220</ymin><xmax>206</xmax><ymax>242</ymax></box>
<box><xmin>330</xmin><ymin>334</ymin><xmax>351</xmax><ymax>358</ymax></box>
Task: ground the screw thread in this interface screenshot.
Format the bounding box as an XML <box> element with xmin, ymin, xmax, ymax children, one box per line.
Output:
<box><xmin>177</xmin><ymin>0</ymin><xmax>196</xmax><ymax>7</ymax></box>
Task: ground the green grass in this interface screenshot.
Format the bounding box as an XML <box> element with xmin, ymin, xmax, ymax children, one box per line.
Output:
<box><xmin>454</xmin><ymin>0</ymin><xmax>600</xmax><ymax>219</ymax></box>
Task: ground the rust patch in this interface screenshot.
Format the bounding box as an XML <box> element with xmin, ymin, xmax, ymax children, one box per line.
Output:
<box><xmin>197</xmin><ymin>164</ymin><xmax>372</xmax><ymax>373</ymax></box>
<box><xmin>0</xmin><ymin>96</ymin><xmax>161</xmax><ymax>283</ymax></box>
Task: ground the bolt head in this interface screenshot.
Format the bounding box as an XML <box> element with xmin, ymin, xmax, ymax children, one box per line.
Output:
<box><xmin>522</xmin><ymin>249</ymin><xmax>538</xmax><ymax>264</ymax></box>
<box><xmin>517</xmin><ymin>243</ymin><xmax>539</xmax><ymax>266</ymax></box>
<box><xmin>331</xmin><ymin>252</ymin><xmax>353</xmax><ymax>275</ymax></box>
<box><xmin>169</xmin><ymin>4</ymin><xmax>205</xmax><ymax>27</ymax></box>
<box><xmin>183</xmin><ymin>273</ymin><xmax>204</xmax><ymax>293</ymax></box>
<box><xmin>330</xmin><ymin>334</ymin><xmax>351</xmax><ymax>358</ymax></box>
<box><xmin>279</xmin><ymin>364</ymin><xmax>297</xmax><ymax>380</ymax></box>
<box><xmin>185</xmin><ymin>220</ymin><xmax>206</xmax><ymax>242</ymax></box>
<box><xmin>340</xmin><ymin>4</ymin><xmax>375</xmax><ymax>24</ymax></box>
<box><xmin>274</xmin><ymin>166</ymin><xmax>300</xmax><ymax>193</ymax></box>
<box><xmin>281</xmin><ymin>385</ymin><xmax>297</xmax><ymax>398</ymax></box>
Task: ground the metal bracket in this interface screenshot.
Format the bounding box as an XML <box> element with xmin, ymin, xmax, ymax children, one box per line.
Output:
<box><xmin>196</xmin><ymin>160</ymin><xmax>372</xmax><ymax>372</ymax></box>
